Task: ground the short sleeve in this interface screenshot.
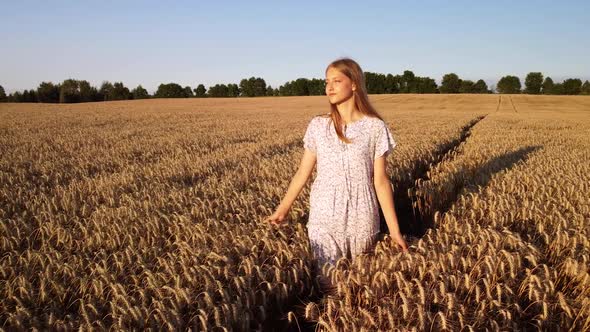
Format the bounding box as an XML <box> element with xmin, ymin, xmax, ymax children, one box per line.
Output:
<box><xmin>303</xmin><ymin>118</ymin><xmax>317</xmax><ymax>153</ymax></box>
<box><xmin>374</xmin><ymin>121</ymin><xmax>397</xmax><ymax>160</ymax></box>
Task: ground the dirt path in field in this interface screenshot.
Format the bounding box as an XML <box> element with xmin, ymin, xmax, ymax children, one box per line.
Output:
<box><xmin>509</xmin><ymin>96</ymin><xmax>518</xmax><ymax>112</ymax></box>
<box><xmin>391</xmin><ymin>114</ymin><xmax>488</xmax><ymax>240</ymax></box>
<box><xmin>495</xmin><ymin>94</ymin><xmax>519</xmax><ymax>113</ymax></box>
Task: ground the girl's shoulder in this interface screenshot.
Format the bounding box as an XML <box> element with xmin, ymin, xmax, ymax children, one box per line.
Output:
<box><xmin>363</xmin><ymin>115</ymin><xmax>386</xmax><ymax>127</ymax></box>
<box><xmin>309</xmin><ymin>113</ymin><xmax>330</xmax><ymax>124</ymax></box>
<box><xmin>364</xmin><ymin>116</ymin><xmax>390</xmax><ymax>137</ymax></box>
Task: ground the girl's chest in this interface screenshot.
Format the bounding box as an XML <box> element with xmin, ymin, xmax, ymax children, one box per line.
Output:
<box><xmin>316</xmin><ymin>124</ymin><xmax>373</xmax><ymax>160</ymax></box>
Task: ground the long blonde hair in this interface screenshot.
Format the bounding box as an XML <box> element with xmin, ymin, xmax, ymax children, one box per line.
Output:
<box><xmin>324</xmin><ymin>58</ymin><xmax>384</xmax><ymax>143</ymax></box>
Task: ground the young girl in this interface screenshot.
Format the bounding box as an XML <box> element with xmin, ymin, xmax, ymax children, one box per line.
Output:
<box><xmin>264</xmin><ymin>58</ymin><xmax>408</xmax><ymax>278</ymax></box>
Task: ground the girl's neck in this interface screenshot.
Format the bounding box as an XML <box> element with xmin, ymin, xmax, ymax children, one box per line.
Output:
<box><xmin>335</xmin><ymin>96</ymin><xmax>362</xmax><ymax>124</ymax></box>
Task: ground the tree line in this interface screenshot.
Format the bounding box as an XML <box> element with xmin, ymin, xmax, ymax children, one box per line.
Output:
<box><xmin>1</xmin><ymin>71</ymin><xmax>588</xmax><ymax>103</ymax></box>
<box><xmin>496</xmin><ymin>73</ymin><xmax>589</xmax><ymax>95</ymax></box>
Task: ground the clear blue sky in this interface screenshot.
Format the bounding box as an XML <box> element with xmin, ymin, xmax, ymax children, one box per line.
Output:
<box><xmin>1</xmin><ymin>0</ymin><xmax>588</xmax><ymax>93</ymax></box>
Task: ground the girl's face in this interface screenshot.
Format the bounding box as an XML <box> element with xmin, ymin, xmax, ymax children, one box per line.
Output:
<box><xmin>325</xmin><ymin>67</ymin><xmax>356</xmax><ymax>105</ymax></box>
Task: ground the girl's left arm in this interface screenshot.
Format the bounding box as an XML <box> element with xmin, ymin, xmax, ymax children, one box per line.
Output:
<box><xmin>374</xmin><ymin>156</ymin><xmax>408</xmax><ymax>251</ymax></box>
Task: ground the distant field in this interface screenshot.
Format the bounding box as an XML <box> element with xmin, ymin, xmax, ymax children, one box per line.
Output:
<box><xmin>1</xmin><ymin>95</ymin><xmax>589</xmax><ymax>331</ymax></box>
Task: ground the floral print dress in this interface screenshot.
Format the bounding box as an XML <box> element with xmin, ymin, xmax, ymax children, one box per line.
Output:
<box><xmin>303</xmin><ymin>114</ymin><xmax>396</xmax><ymax>269</ymax></box>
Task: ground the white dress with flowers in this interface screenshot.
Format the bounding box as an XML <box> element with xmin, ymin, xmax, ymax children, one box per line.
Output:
<box><xmin>303</xmin><ymin>114</ymin><xmax>396</xmax><ymax>268</ymax></box>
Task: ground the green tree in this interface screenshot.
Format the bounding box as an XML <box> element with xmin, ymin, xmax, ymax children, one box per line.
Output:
<box><xmin>254</xmin><ymin>78</ymin><xmax>267</xmax><ymax>96</ymax></box>
<box><xmin>266</xmin><ymin>85</ymin><xmax>274</xmax><ymax>96</ymax></box>
<box><xmin>581</xmin><ymin>80</ymin><xmax>590</xmax><ymax>95</ymax></box>
<box><xmin>440</xmin><ymin>73</ymin><xmax>461</xmax><ymax>93</ymax></box>
<box><xmin>366</xmin><ymin>72</ymin><xmax>388</xmax><ymax>94</ymax></box>
<box><xmin>385</xmin><ymin>74</ymin><xmax>400</xmax><ymax>93</ymax></box>
<box><xmin>22</xmin><ymin>90</ymin><xmax>30</xmax><ymax>102</ymax></box>
<box><xmin>307</xmin><ymin>78</ymin><xmax>325</xmax><ymax>95</ymax></box>
<box><xmin>416</xmin><ymin>77</ymin><xmax>438</xmax><ymax>93</ymax></box>
<box><xmin>193</xmin><ymin>84</ymin><xmax>207</xmax><ymax>97</ymax></box>
<box><xmin>132</xmin><ymin>85</ymin><xmax>149</xmax><ymax>99</ymax></box>
<box><xmin>79</xmin><ymin>80</ymin><xmax>98</xmax><ymax>102</ymax></box>
<box><xmin>459</xmin><ymin>80</ymin><xmax>474</xmax><ymax>93</ymax></box>
<box><xmin>541</xmin><ymin>77</ymin><xmax>554</xmax><ymax>95</ymax></box>
<box><xmin>562</xmin><ymin>78</ymin><xmax>582</xmax><ymax>95</ymax></box>
<box><xmin>551</xmin><ymin>83</ymin><xmax>565</xmax><ymax>95</ymax></box>
<box><xmin>22</xmin><ymin>89</ymin><xmax>38</xmax><ymax>102</ymax></box>
<box><xmin>59</xmin><ymin>79</ymin><xmax>81</xmax><ymax>103</ymax></box>
<box><xmin>279</xmin><ymin>78</ymin><xmax>309</xmax><ymax>96</ymax></box>
<box><xmin>208</xmin><ymin>84</ymin><xmax>229</xmax><ymax>97</ymax></box>
<box><xmin>278</xmin><ymin>82</ymin><xmax>289</xmax><ymax>96</ymax></box>
<box><xmin>398</xmin><ymin>70</ymin><xmax>415</xmax><ymax>93</ymax></box>
<box><xmin>239</xmin><ymin>78</ymin><xmax>253</xmax><ymax>97</ymax></box>
<box><xmin>524</xmin><ymin>72</ymin><xmax>544</xmax><ymax>94</ymax></box>
<box><xmin>227</xmin><ymin>84</ymin><xmax>240</xmax><ymax>97</ymax></box>
<box><xmin>98</xmin><ymin>81</ymin><xmax>114</xmax><ymax>101</ymax></box>
<box><xmin>183</xmin><ymin>86</ymin><xmax>193</xmax><ymax>97</ymax></box>
<box><xmin>111</xmin><ymin>82</ymin><xmax>131</xmax><ymax>100</ymax></box>
<box><xmin>0</xmin><ymin>85</ymin><xmax>6</xmax><ymax>102</ymax></box>
<box><xmin>473</xmin><ymin>80</ymin><xmax>489</xmax><ymax>93</ymax></box>
<box><xmin>8</xmin><ymin>92</ymin><xmax>23</xmax><ymax>102</ymax></box>
<box><xmin>36</xmin><ymin>82</ymin><xmax>60</xmax><ymax>103</ymax></box>
<box><xmin>292</xmin><ymin>78</ymin><xmax>309</xmax><ymax>95</ymax></box>
<box><xmin>239</xmin><ymin>77</ymin><xmax>267</xmax><ymax>97</ymax></box>
<box><xmin>154</xmin><ymin>83</ymin><xmax>185</xmax><ymax>98</ymax></box>
<box><xmin>497</xmin><ymin>75</ymin><xmax>521</xmax><ymax>94</ymax></box>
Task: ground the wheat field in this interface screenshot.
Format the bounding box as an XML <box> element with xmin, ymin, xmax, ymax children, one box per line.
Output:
<box><xmin>1</xmin><ymin>94</ymin><xmax>589</xmax><ymax>331</ymax></box>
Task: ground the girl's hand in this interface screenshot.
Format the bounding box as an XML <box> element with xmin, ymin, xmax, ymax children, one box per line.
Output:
<box><xmin>390</xmin><ymin>232</ymin><xmax>409</xmax><ymax>252</ymax></box>
<box><xmin>264</xmin><ymin>208</ymin><xmax>288</xmax><ymax>225</ymax></box>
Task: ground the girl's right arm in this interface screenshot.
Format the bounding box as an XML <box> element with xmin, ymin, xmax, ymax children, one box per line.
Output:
<box><xmin>264</xmin><ymin>148</ymin><xmax>317</xmax><ymax>225</ymax></box>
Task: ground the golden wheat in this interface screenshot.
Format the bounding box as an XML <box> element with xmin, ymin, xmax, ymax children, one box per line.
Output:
<box><xmin>1</xmin><ymin>95</ymin><xmax>589</xmax><ymax>330</ymax></box>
